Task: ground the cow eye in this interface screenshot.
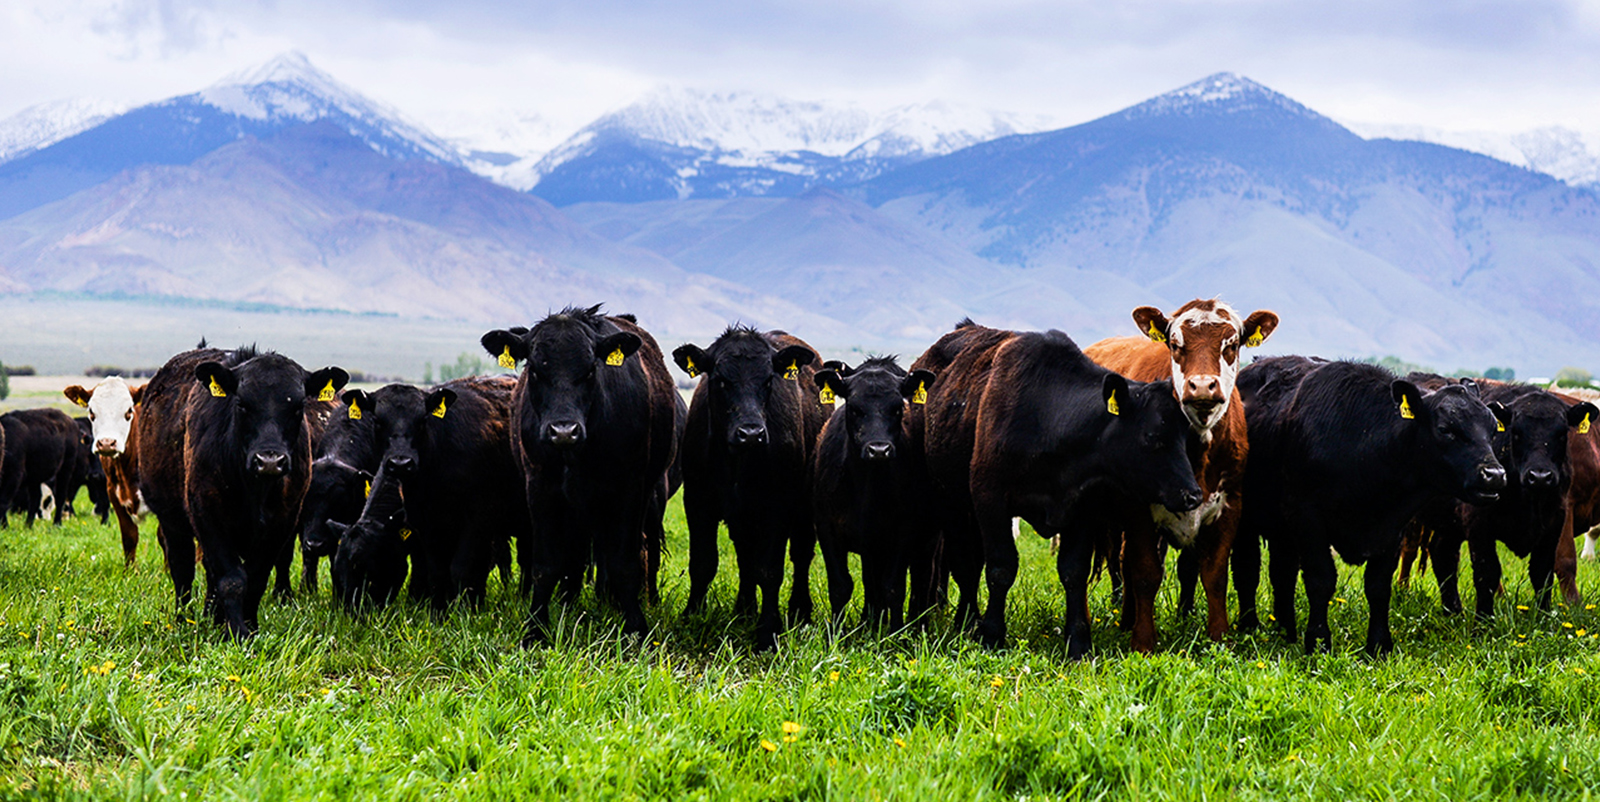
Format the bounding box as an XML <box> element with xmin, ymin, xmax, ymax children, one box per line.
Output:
<box><xmin>88</xmin><ymin>411</ymin><xmax>96</xmax><ymax>421</ymax></box>
<box><xmin>124</xmin><ymin>409</ymin><xmax>132</xmax><ymax>421</ymax></box>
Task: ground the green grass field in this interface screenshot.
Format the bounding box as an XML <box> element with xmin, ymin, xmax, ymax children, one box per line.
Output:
<box><xmin>3</xmin><ymin>491</ymin><xmax>1599</xmax><ymax>800</ymax></box>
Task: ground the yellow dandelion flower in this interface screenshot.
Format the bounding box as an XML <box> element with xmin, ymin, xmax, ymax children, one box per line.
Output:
<box><xmin>893</xmin><ymin>737</ymin><xmax>907</xmax><ymax>748</ymax></box>
<box><xmin>782</xmin><ymin>735</ymin><xmax>797</xmax><ymax>743</ymax></box>
<box><xmin>782</xmin><ymin>721</ymin><xmax>803</xmax><ymax>736</ymax></box>
<box><xmin>1517</xmin><ymin>605</ymin><xmax>1530</xmax><ymax>611</ymax></box>
<box><xmin>1268</xmin><ymin>614</ymin><xmax>1276</xmax><ymax>621</ymax></box>
<box><xmin>1575</xmin><ymin>668</ymin><xmax>1587</xmax><ymax>676</ymax></box>
<box><xmin>991</xmin><ymin>675</ymin><xmax>1005</xmax><ymax>688</ymax></box>
<box><xmin>828</xmin><ymin>671</ymin><xmax>840</xmax><ymax>683</ymax></box>
<box><xmin>1563</xmin><ymin>622</ymin><xmax>1575</xmax><ymax>629</ymax></box>
<box><xmin>1578</xmin><ymin>629</ymin><xmax>1588</xmax><ymax>637</ymax></box>
<box><xmin>1588</xmin><ymin>604</ymin><xmax>1597</xmax><ymax>610</ymax></box>
<box><xmin>761</xmin><ymin>739</ymin><xmax>778</xmax><ymax>752</ymax></box>
<box><xmin>1334</xmin><ymin>597</ymin><xmax>1346</xmax><ymax>604</ymax></box>
<box><xmin>226</xmin><ymin>675</ymin><xmax>240</xmax><ymax>683</ymax></box>
<box><xmin>1256</xmin><ymin>661</ymin><xmax>1267</xmax><ymax>668</ymax></box>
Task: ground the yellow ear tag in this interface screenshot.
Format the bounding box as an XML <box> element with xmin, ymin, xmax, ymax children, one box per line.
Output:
<box><xmin>364</xmin><ymin>480</ymin><xmax>372</xmax><ymax>498</ymax></box>
<box><xmin>348</xmin><ymin>404</ymin><xmax>362</xmax><ymax>421</ymax></box>
<box><xmin>1244</xmin><ymin>327</ymin><xmax>1264</xmax><ymax>348</ymax></box>
<box><xmin>784</xmin><ymin>361</ymin><xmax>799</xmax><ymax>381</ymax></box>
<box><xmin>685</xmin><ymin>357</ymin><xmax>699</xmax><ymax>378</ymax></box>
<box><xmin>1496</xmin><ymin>418</ymin><xmax>1505</xmax><ymax>432</ymax></box>
<box><xmin>1581</xmin><ymin>413</ymin><xmax>1592</xmax><ymax>435</ymax></box>
<box><xmin>400</xmin><ymin>527</ymin><xmax>413</xmax><ymax>541</ymax></box>
<box><xmin>912</xmin><ymin>381</ymin><xmax>928</xmax><ymax>405</ymax></box>
<box><xmin>606</xmin><ymin>347</ymin><xmax>625</xmax><ymax>367</ymax></box>
<box><xmin>1399</xmin><ymin>396</ymin><xmax>1414</xmax><ymax>420</ymax></box>
<box><xmin>1107</xmin><ymin>393</ymin><xmax>1120</xmax><ymax>416</ymax></box>
<box><xmin>1146</xmin><ymin>321</ymin><xmax>1167</xmax><ymax>344</ymax></box>
<box><xmin>317</xmin><ymin>380</ymin><xmax>336</xmax><ymax>402</ymax></box>
<box><xmin>819</xmin><ymin>386</ymin><xmax>836</xmax><ymax>405</ymax></box>
<box><xmin>432</xmin><ymin>399</ymin><xmax>448</xmax><ymax>419</ymax></box>
<box><xmin>497</xmin><ymin>346</ymin><xmax>516</xmax><ymax>370</ymax></box>
<box><xmin>209</xmin><ymin>376</ymin><xmax>227</xmax><ymax>398</ymax></box>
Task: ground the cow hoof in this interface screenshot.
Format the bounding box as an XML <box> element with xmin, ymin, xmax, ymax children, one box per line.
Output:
<box><xmin>977</xmin><ymin>623</ymin><xmax>1006</xmax><ymax>649</ymax></box>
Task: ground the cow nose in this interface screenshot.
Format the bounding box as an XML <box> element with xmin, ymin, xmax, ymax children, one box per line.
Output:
<box><xmin>1526</xmin><ymin>468</ymin><xmax>1557</xmax><ymax>487</ymax></box>
<box><xmin>1177</xmin><ymin>488</ymin><xmax>1204</xmax><ymax>511</ymax></box>
<box><xmin>863</xmin><ymin>442</ymin><xmax>895</xmax><ymax>461</ymax></box>
<box><xmin>95</xmin><ymin>437</ymin><xmax>119</xmax><ymax>455</ymax></box>
<box><xmin>385</xmin><ymin>455</ymin><xmax>415</xmax><ymax>474</ymax></box>
<box><xmin>251</xmin><ymin>451</ymin><xmax>289</xmax><ymax>477</ymax></box>
<box><xmin>1185</xmin><ymin>375</ymin><xmax>1222</xmax><ymax>400</ymax></box>
<box><xmin>734</xmin><ymin>424</ymin><xmax>768</xmax><ymax>446</ymax></box>
<box><xmin>546</xmin><ymin>421</ymin><xmax>583</xmax><ymax>447</ymax></box>
<box><xmin>1480</xmin><ymin>465</ymin><xmax>1507</xmax><ymax>489</ymax></box>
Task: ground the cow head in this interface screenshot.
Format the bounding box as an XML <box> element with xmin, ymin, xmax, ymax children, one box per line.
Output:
<box><xmin>1393</xmin><ymin>379</ymin><xmax>1507</xmax><ymax>504</ymax></box>
<box><xmin>674</xmin><ymin>326</ymin><xmax>814</xmax><ymax>452</ymax></box>
<box><xmin>194</xmin><ymin>354</ymin><xmax>348</xmax><ymax>480</ymax></box>
<box><xmin>814</xmin><ymin>358</ymin><xmax>934</xmax><ymax>463</ymax></box>
<box><xmin>1132</xmin><ymin>300</ymin><xmax>1278</xmax><ymax>436</ymax></box>
<box><xmin>1495</xmin><ymin>391</ymin><xmax>1597</xmax><ymax>499</ymax></box>
<box><xmin>361</xmin><ymin>384</ymin><xmax>452</xmax><ymax>477</ymax></box>
<box><xmin>329</xmin><ymin>464</ymin><xmax>409</xmax><ymax>610</ymax></box>
<box><xmin>1099</xmin><ymin>374</ymin><xmax>1205</xmax><ymax>512</ymax></box>
<box><xmin>481</xmin><ymin>306</ymin><xmax>639</xmax><ymax>454</ymax></box>
<box><xmin>300</xmin><ymin>457</ymin><xmax>372</xmax><ymax>557</ymax></box>
<box><xmin>63</xmin><ymin>377</ymin><xmax>145</xmax><ymax>457</ymax></box>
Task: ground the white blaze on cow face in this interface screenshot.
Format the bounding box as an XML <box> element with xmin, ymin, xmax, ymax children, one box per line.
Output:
<box><xmin>74</xmin><ymin>377</ymin><xmax>139</xmax><ymax>457</ymax></box>
<box><xmin>1164</xmin><ymin>301</ymin><xmax>1244</xmax><ymax>439</ymax></box>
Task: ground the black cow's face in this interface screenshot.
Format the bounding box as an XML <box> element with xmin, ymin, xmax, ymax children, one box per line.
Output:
<box><xmin>329</xmin><ymin>468</ymin><xmax>407</xmax><ymax>610</ymax></box>
<box><xmin>1397</xmin><ymin>380</ymin><xmax>1507</xmax><ymax>504</ymax></box>
<box><xmin>483</xmin><ymin>319</ymin><xmax>639</xmax><ymax>453</ymax></box>
<box><xmin>675</xmin><ymin>335</ymin><xmax>813</xmax><ymax>452</ymax></box>
<box><xmin>816</xmin><ymin>362</ymin><xmax>934</xmax><ymax>463</ymax></box>
<box><xmin>364</xmin><ymin>385</ymin><xmax>453</xmax><ymax>477</ymax></box>
<box><xmin>301</xmin><ymin>458</ymin><xmax>371</xmax><ymax>557</ymax></box>
<box><xmin>1100</xmin><ymin>375</ymin><xmax>1203</xmax><ymax>512</ymax></box>
<box><xmin>194</xmin><ymin>356</ymin><xmax>347</xmax><ymax>480</ymax></box>
<box><xmin>1499</xmin><ymin>394</ymin><xmax>1597</xmax><ymax>497</ymax></box>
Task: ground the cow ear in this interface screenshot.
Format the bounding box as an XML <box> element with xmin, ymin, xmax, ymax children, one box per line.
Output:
<box><xmin>821</xmin><ymin>360</ymin><xmax>854</xmax><ymax>378</ymax></box>
<box><xmin>326</xmin><ymin>520</ymin><xmax>350</xmax><ymax>539</ymax></box>
<box><xmin>814</xmin><ymin>370</ymin><xmax>847</xmax><ymax>404</ymax></box>
<box><xmin>772</xmin><ymin>345</ymin><xmax>815</xmax><ymax>380</ymax></box>
<box><xmin>1568</xmin><ymin>402</ymin><xmax>1598</xmax><ymax>434</ymax></box>
<box><xmin>128</xmin><ymin>383</ymin><xmax>146</xmax><ymax>405</ymax></box>
<box><xmin>901</xmin><ymin>370</ymin><xmax>936</xmax><ymax>405</ymax></box>
<box><xmin>1486</xmin><ymin>401</ymin><xmax>1511</xmax><ymax>433</ymax></box>
<box><xmin>1391</xmin><ymin>380</ymin><xmax>1424</xmax><ymax>421</ymax></box>
<box><xmin>1459</xmin><ymin>377</ymin><xmax>1481</xmax><ymax>398</ymax></box>
<box><xmin>673</xmin><ymin>344</ymin><xmax>711</xmax><ymax>378</ymax></box>
<box><xmin>341</xmin><ymin>389</ymin><xmax>371</xmax><ymax>421</ymax></box>
<box><xmin>306</xmin><ymin>367</ymin><xmax>350</xmax><ymax>403</ymax></box>
<box><xmin>424</xmin><ymin>388</ymin><xmax>457</xmax><ymax>420</ymax></box>
<box><xmin>1102</xmin><ymin>373</ymin><xmax>1130</xmax><ymax>417</ymax></box>
<box><xmin>63</xmin><ymin>385</ymin><xmax>92</xmax><ymax>408</ymax></box>
<box><xmin>595</xmin><ymin>332</ymin><xmax>642</xmax><ymax>366</ymax></box>
<box><xmin>1131</xmin><ymin>306</ymin><xmax>1171</xmax><ymax>344</ymax></box>
<box><xmin>1241</xmin><ymin>310</ymin><xmax>1279</xmax><ymax>348</ymax></box>
<box><xmin>194</xmin><ymin>362</ymin><xmax>238</xmax><ymax>399</ymax></box>
<box><xmin>481</xmin><ymin>329</ymin><xmax>528</xmax><ymax>369</ymax></box>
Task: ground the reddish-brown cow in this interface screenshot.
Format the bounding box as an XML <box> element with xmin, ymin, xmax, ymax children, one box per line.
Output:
<box><xmin>1083</xmin><ymin>299</ymin><xmax>1278</xmax><ymax>649</ymax></box>
<box><xmin>63</xmin><ymin>377</ymin><xmax>150</xmax><ymax>565</ymax></box>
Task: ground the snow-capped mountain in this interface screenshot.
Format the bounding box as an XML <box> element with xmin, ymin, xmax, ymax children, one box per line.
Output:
<box><xmin>0</xmin><ymin>52</ymin><xmax>464</xmax><ymax>220</ymax></box>
<box><xmin>529</xmin><ymin>87</ymin><xmax>1050</xmax><ymax>205</ymax></box>
<box><xmin>1344</xmin><ymin>121</ymin><xmax>1600</xmax><ymax>188</ymax></box>
<box><xmin>0</xmin><ymin>97</ymin><xmax>129</xmax><ymax>164</ymax></box>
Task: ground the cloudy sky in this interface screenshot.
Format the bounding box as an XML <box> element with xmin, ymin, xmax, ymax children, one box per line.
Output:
<box><xmin>3</xmin><ymin>0</ymin><xmax>1599</xmax><ymax>146</ymax></box>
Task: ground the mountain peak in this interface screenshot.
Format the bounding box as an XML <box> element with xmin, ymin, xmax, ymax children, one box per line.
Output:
<box><xmin>210</xmin><ymin>51</ymin><xmax>332</xmax><ymax>90</ymax></box>
<box><xmin>1120</xmin><ymin>72</ymin><xmax>1325</xmax><ymax>122</ymax></box>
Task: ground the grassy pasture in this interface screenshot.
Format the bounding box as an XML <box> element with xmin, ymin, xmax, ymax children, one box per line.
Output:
<box><xmin>2</xmin><ymin>491</ymin><xmax>1600</xmax><ymax>800</ymax></box>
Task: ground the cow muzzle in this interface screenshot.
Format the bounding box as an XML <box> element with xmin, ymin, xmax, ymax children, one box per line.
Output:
<box><xmin>385</xmin><ymin>454</ymin><xmax>416</xmax><ymax>475</ymax></box>
<box><xmin>1164</xmin><ymin>487</ymin><xmax>1204</xmax><ymax>513</ymax></box>
<box><xmin>732</xmin><ymin>423</ymin><xmax>768</xmax><ymax>448</ymax></box>
<box><xmin>544</xmin><ymin>421</ymin><xmax>585</xmax><ymax>448</ymax></box>
<box><xmin>1523</xmin><ymin>467</ymin><xmax>1558</xmax><ymax>490</ymax></box>
<box><xmin>1466</xmin><ymin>464</ymin><xmax>1507</xmax><ymax>503</ymax></box>
<box><xmin>95</xmin><ymin>437</ymin><xmax>121</xmax><ymax>456</ymax></box>
<box><xmin>250</xmin><ymin>451</ymin><xmax>290</xmax><ymax>477</ymax></box>
<box><xmin>862</xmin><ymin>441</ymin><xmax>895</xmax><ymax>461</ymax></box>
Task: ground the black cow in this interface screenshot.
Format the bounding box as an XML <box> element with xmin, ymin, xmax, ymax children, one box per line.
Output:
<box><xmin>811</xmin><ymin>357</ymin><xmax>939</xmax><ymax>629</ymax></box>
<box><xmin>1234</xmin><ymin>358</ymin><xmax>1507</xmax><ymax>655</ymax></box>
<box><xmin>0</xmin><ymin>409</ymin><xmax>76</xmax><ymax>527</ymax></box>
<box><xmin>136</xmin><ymin>345</ymin><xmax>347</xmax><ymax>636</ymax></box>
<box><xmin>351</xmin><ymin>375</ymin><xmax>527</xmax><ymax>611</ymax></box>
<box><xmin>71</xmin><ymin>417</ymin><xmax>111</xmax><ymax>524</ymax></box>
<box><xmin>481</xmin><ymin>306</ymin><xmax>680</xmax><ymax>643</ymax></box>
<box><xmin>296</xmin><ymin>396</ymin><xmax>379</xmax><ymax>593</ymax></box>
<box><xmin>919</xmin><ymin>322</ymin><xmax>1201</xmax><ymax>657</ymax></box>
<box><xmin>674</xmin><ymin>326</ymin><xmax>828</xmax><ymax>650</ymax></box>
<box><xmin>329</xmin><ymin>460</ymin><xmax>409</xmax><ymax>609</ymax></box>
<box><xmin>1408</xmin><ymin>380</ymin><xmax>1597</xmax><ymax>617</ymax></box>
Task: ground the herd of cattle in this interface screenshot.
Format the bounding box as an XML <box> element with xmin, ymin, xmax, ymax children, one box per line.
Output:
<box><xmin>2</xmin><ymin>299</ymin><xmax>1598</xmax><ymax>657</ymax></box>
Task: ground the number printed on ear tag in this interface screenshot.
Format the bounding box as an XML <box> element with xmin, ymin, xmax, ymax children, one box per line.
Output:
<box><xmin>1399</xmin><ymin>397</ymin><xmax>1414</xmax><ymax>420</ymax></box>
<box><xmin>1581</xmin><ymin>413</ymin><xmax>1592</xmax><ymax>435</ymax></box>
<box><xmin>498</xmin><ymin>346</ymin><xmax>516</xmax><ymax>369</ymax></box>
<box><xmin>685</xmin><ymin>357</ymin><xmax>698</xmax><ymax>378</ymax></box>
<box><xmin>1147</xmin><ymin>321</ymin><xmax>1166</xmax><ymax>343</ymax></box>
<box><xmin>318</xmin><ymin>380</ymin><xmax>336</xmax><ymax>402</ymax></box>
<box><xmin>819</xmin><ymin>386</ymin><xmax>836</xmax><ymax>405</ymax></box>
<box><xmin>1106</xmin><ymin>394</ymin><xmax>1120</xmax><ymax>416</ymax></box>
<box><xmin>209</xmin><ymin>377</ymin><xmax>227</xmax><ymax>398</ymax></box>
<box><xmin>912</xmin><ymin>381</ymin><xmax>928</xmax><ymax>405</ymax></box>
<box><xmin>784</xmin><ymin>361</ymin><xmax>799</xmax><ymax>380</ymax></box>
<box><xmin>1245</xmin><ymin>327</ymin><xmax>1264</xmax><ymax>348</ymax></box>
<box><xmin>348</xmin><ymin>404</ymin><xmax>362</xmax><ymax>420</ymax></box>
<box><xmin>607</xmin><ymin>347</ymin><xmax>625</xmax><ymax>366</ymax></box>
<box><xmin>432</xmin><ymin>399</ymin><xmax>448</xmax><ymax>419</ymax></box>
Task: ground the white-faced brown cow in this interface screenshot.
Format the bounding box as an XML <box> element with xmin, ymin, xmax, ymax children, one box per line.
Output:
<box><xmin>63</xmin><ymin>377</ymin><xmax>149</xmax><ymax>565</ymax></box>
<box><xmin>1083</xmin><ymin>299</ymin><xmax>1278</xmax><ymax>649</ymax></box>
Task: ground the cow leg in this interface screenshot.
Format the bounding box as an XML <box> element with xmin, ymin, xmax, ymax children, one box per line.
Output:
<box><xmin>885</xmin><ymin>545</ymin><xmax>909</xmax><ymax>631</ymax></box>
<box><xmin>949</xmin><ymin>524</ymin><xmax>984</xmax><ymax>631</ymax></box>
<box><xmin>1468</xmin><ymin>531</ymin><xmax>1503</xmax><ymax>619</ymax></box>
<box><xmin>643</xmin><ymin>482</ymin><xmax>667</xmax><ymax>606</ymax></box>
<box><xmin>1232</xmin><ymin>530</ymin><xmax>1262</xmax><ymax>632</ymax></box>
<box><xmin>1530</xmin><ymin>534</ymin><xmax>1558</xmax><ymax>613</ymax></box>
<box><xmin>754</xmin><ymin>528</ymin><xmax>787</xmax><ymax>652</ymax></box>
<box><xmin>974</xmin><ymin>502</ymin><xmax>1017</xmax><ymax>649</ymax></box>
<box><xmin>787</xmin><ymin>511</ymin><xmax>816</xmax><ymax>626</ymax></box>
<box><xmin>601</xmin><ymin>510</ymin><xmax>649</xmax><ymax>638</ymax></box>
<box><xmin>1300</xmin><ymin>543</ymin><xmax>1336</xmax><ymax>654</ymax></box>
<box><xmin>516</xmin><ymin>531</ymin><xmax>535</xmax><ymax>597</ymax></box>
<box><xmin>301</xmin><ymin>549</ymin><xmax>320</xmax><ymax>595</ymax></box>
<box><xmin>1196</xmin><ymin>506</ymin><xmax>1239</xmax><ymax>641</ymax></box>
<box><xmin>272</xmin><ymin>539</ymin><xmax>294</xmax><ymax>600</ymax></box>
<box><xmin>1123</xmin><ymin>524</ymin><xmax>1164</xmax><ymax>654</ymax></box>
<box><xmin>203</xmin><ymin>545</ymin><xmax>251</xmax><ymax>639</ymax></box>
<box><xmin>1429</xmin><ymin>528</ymin><xmax>1465</xmax><ymax>615</ymax></box>
<box><xmin>1104</xmin><ymin>531</ymin><xmax>1125</xmax><ymax>606</ymax></box>
<box><xmin>160</xmin><ymin>519</ymin><xmax>198</xmax><ymax>613</ymax></box>
<box><xmin>817</xmin><ymin>521</ymin><xmax>854</xmax><ymax>622</ymax></box>
<box><xmin>1362</xmin><ymin>547</ymin><xmax>1398</xmax><ymax>657</ymax></box>
<box><xmin>1396</xmin><ymin>521</ymin><xmax>1423</xmax><ymax>589</ymax></box>
<box><xmin>522</xmin><ymin>570</ymin><xmax>562</xmax><ymax>647</ymax></box>
<box><xmin>113</xmin><ymin>502</ymin><xmax>141</xmax><ymax>567</ymax></box>
<box><xmin>1175</xmin><ymin>547</ymin><xmax>1199</xmax><ymax>617</ymax></box>
<box><xmin>905</xmin><ymin>532</ymin><xmax>939</xmax><ymax>626</ymax></box>
<box><xmin>1556</xmin><ymin>507</ymin><xmax>1581</xmax><ymax>605</ymax></box>
<box><xmin>682</xmin><ymin>488</ymin><xmax>719</xmax><ymax>616</ymax></box>
<box><xmin>1268</xmin><ymin>535</ymin><xmax>1301</xmax><ymax>643</ymax></box>
<box><xmin>1057</xmin><ymin>533</ymin><xmax>1094</xmax><ymax>659</ymax></box>
<box><xmin>493</xmin><ymin>536</ymin><xmax>514</xmax><ymax>592</ymax></box>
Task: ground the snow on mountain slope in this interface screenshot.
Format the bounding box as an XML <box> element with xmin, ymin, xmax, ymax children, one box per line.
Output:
<box><xmin>0</xmin><ymin>98</ymin><xmax>129</xmax><ymax>164</ymax></box>
<box><xmin>1345</xmin><ymin>121</ymin><xmax>1600</xmax><ymax>188</ymax></box>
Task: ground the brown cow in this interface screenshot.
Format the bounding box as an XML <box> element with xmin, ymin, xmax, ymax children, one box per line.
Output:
<box><xmin>64</xmin><ymin>377</ymin><xmax>148</xmax><ymax>565</ymax></box>
<box><xmin>1083</xmin><ymin>299</ymin><xmax>1278</xmax><ymax>648</ymax></box>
